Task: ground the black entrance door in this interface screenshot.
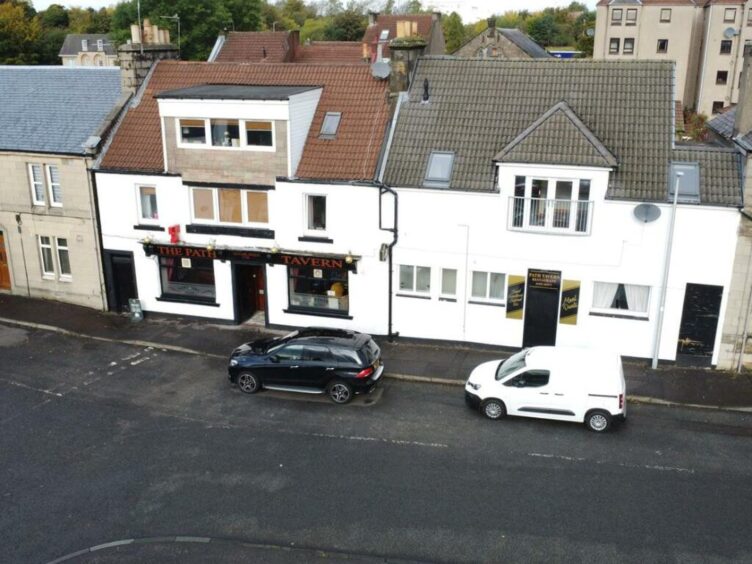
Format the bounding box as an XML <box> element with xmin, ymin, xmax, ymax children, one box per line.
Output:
<box><xmin>104</xmin><ymin>251</ymin><xmax>137</xmax><ymax>313</ymax></box>
<box><xmin>676</xmin><ymin>283</ymin><xmax>723</xmax><ymax>364</ymax></box>
<box><xmin>522</xmin><ymin>269</ymin><xmax>561</xmax><ymax>348</ymax></box>
<box><xmin>234</xmin><ymin>264</ymin><xmax>266</xmax><ymax>322</ymax></box>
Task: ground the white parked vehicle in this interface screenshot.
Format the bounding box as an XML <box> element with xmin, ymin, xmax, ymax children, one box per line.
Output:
<box><xmin>464</xmin><ymin>346</ymin><xmax>627</xmax><ymax>432</ymax></box>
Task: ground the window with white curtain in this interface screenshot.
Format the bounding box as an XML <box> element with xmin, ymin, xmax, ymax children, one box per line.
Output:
<box><xmin>592</xmin><ymin>282</ymin><xmax>650</xmax><ymax>314</ymax></box>
<box><xmin>441</xmin><ymin>268</ymin><xmax>457</xmax><ymax>296</ymax></box>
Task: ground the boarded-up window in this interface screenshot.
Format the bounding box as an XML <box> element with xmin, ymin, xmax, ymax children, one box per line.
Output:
<box><xmin>192</xmin><ymin>188</ymin><xmax>214</xmax><ymax>220</ymax></box>
<box><xmin>219</xmin><ymin>189</ymin><xmax>242</xmax><ymax>223</ymax></box>
<box><xmin>246</xmin><ymin>191</ymin><xmax>268</xmax><ymax>223</ymax></box>
<box><xmin>396</xmin><ymin>20</ymin><xmax>418</xmax><ymax>37</ymax></box>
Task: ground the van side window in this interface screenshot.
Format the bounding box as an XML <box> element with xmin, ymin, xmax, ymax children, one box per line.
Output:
<box><xmin>504</xmin><ymin>370</ymin><xmax>551</xmax><ymax>388</ymax></box>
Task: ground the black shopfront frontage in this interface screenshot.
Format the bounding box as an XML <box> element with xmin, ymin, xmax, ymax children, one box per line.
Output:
<box><xmin>142</xmin><ymin>242</ymin><xmax>357</xmax><ymax>324</ymax></box>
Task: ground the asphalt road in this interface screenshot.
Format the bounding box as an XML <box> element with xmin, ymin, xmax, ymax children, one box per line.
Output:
<box><xmin>1</xmin><ymin>323</ymin><xmax>751</xmax><ymax>563</ymax></box>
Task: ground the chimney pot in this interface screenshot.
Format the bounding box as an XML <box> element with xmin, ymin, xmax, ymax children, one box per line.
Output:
<box><xmin>432</xmin><ymin>11</ymin><xmax>441</xmax><ymax>22</ymax></box>
<box><xmin>368</xmin><ymin>11</ymin><xmax>379</xmax><ymax>26</ymax></box>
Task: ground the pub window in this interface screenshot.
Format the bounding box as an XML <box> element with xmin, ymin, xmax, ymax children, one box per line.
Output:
<box><xmin>159</xmin><ymin>256</ymin><xmax>216</xmax><ymax>302</ymax></box>
<box><xmin>441</xmin><ymin>268</ymin><xmax>457</xmax><ymax>297</ymax></box>
<box><xmin>306</xmin><ymin>195</ymin><xmax>326</xmax><ymax>231</ymax></box>
<box><xmin>592</xmin><ymin>282</ymin><xmax>650</xmax><ymax>315</ymax></box>
<box><xmin>716</xmin><ymin>70</ymin><xmax>728</xmax><ymax>85</ymax></box>
<box><xmin>660</xmin><ymin>8</ymin><xmax>671</xmax><ymax>22</ymax></box>
<box><xmin>657</xmin><ymin>39</ymin><xmax>668</xmax><ymax>54</ymax></box>
<box><xmin>609</xmin><ymin>38</ymin><xmax>620</xmax><ymax>55</ymax></box>
<box><xmin>179</xmin><ymin>119</ymin><xmax>207</xmax><ymax>144</ymax></box>
<box><xmin>246</xmin><ymin>121</ymin><xmax>273</xmax><ymax>147</ymax></box>
<box><xmin>138</xmin><ymin>186</ymin><xmax>159</xmax><ymax>221</ymax></box>
<box><xmin>211</xmin><ymin>119</ymin><xmax>240</xmax><ymax>147</ymax></box>
<box><xmin>625</xmin><ymin>8</ymin><xmax>637</xmax><ymax>25</ymax></box>
<box><xmin>720</xmin><ymin>40</ymin><xmax>732</xmax><ymax>55</ymax></box>
<box><xmin>724</xmin><ymin>8</ymin><xmax>736</xmax><ymax>22</ymax></box>
<box><xmin>399</xmin><ymin>264</ymin><xmax>430</xmax><ymax>294</ymax></box>
<box><xmin>471</xmin><ymin>271</ymin><xmax>505</xmax><ymax>302</ymax></box>
<box><xmin>288</xmin><ymin>265</ymin><xmax>349</xmax><ymax>313</ymax></box>
<box><xmin>623</xmin><ymin>38</ymin><xmax>634</xmax><ymax>55</ymax></box>
<box><xmin>611</xmin><ymin>8</ymin><xmax>622</xmax><ymax>25</ymax></box>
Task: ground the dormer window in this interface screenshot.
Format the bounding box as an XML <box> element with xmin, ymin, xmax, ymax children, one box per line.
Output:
<box><xmin>509</xmin><ymin>175</ymin><xmax>593</xmax><ymax>234</ymax></box>
<box><xmin>177</xmin><ymin>118</ymin><xmax>275</xmax><ymax>150</ymax></box>
<box><xmin>320</xmin><ymin>112</ymin><xmax>341</xmax><ymax>139</ymax></box>
<box><xmin>211</xmin><ymin>119</ymin><xmax>240</xmax><ymax>147</ymax></box>
<box><xmin>179</xmin><ymin>119</ymin><xmax>207</xmax><ymax>144</ymax></box>
<box><xmin>246</xmin><ymin>121</ymin><xmax>273</xmax><ymax>146</ymax></box>
<box><xmin>424</xmin><ymin>151</ymin><xmax>454</xmax><ymax>188</ymax></box>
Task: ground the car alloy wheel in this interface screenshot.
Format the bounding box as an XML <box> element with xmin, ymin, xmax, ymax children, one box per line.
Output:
<box><xmin>586</xmin><ymin>410</ymin><xmax>611</xmax><ymax>432</ymax></box>
<box><xmin>238</xmin><ymin>372</ymin><xmax>260</xmax><ymax>394</ymax></box>
<box><xmin>328</xmin><ymin>381</ymin><xmax>352</xmax><ymax>404</ymax></box>
<box><xmin>481</xmin><ymin>399</ymin><xmax>506</xmax><ymax>420</ymax></box>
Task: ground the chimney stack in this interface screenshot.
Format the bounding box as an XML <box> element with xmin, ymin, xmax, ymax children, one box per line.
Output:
<box><xmin>487</xmin><ymin>17</ymin><xmax>496</xmax><ymax>37</ymax></box>
<box><xmin>118</xmin><ymin>20</ymin><xmax>179</xmax><ymax>94</ymax></box>
<box><xmin>432</xmin><ymin>11</ymin><xmax>441</xmax><ymax>22</ymax></box>
<box><xmin>388</xmin><ymin>38</ymin><xmax>426</xmax><ymax>95</ymax></box>
<box><xmin>368</xmin><ymin>11</ymin><xmax>379</xmax><ymax>26</ymax></box>
<box><xmin>735</xmin><ymin>43</ymin><xmax>752</xmax><ymax>136</ymax></box>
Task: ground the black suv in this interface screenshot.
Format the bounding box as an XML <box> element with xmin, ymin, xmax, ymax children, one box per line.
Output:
<box><xmin>228</xmin><ymin>328</ymin><xmax>383</xmax><ymax>404</ymax></box>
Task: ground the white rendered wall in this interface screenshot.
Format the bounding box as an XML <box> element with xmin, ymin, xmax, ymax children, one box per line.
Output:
<box><xmin>392</xmin><ymin>163</ymin><xmax>739</xmax><ymax>363</ymax></box>
<box><xmin>287</xmin><ymin>90</ymin><xmax>322</xmax><ymax>176</ymax></box>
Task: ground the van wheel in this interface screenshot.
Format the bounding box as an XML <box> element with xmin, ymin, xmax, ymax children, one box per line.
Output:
<box><xmin>585</xmin><ymin>410</ymin><xmax>612</xmax><ymax>432</ymax></box>
<box><xmin>481</xmin><ymin>399</ymin><xmax>506</xmax><ymax>420</ymax></box>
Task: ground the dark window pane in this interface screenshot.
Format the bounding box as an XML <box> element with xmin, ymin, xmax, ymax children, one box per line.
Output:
<box><xmin>160</xmin><ymin>256</ymin><xmax>215</xmax><ymax>299</ymax></box>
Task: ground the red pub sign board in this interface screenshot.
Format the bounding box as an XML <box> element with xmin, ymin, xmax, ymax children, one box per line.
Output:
<box><xmin>143</xmin><ymin>243</ymin><xmax>356</xmax><ymax>271</ymax></box>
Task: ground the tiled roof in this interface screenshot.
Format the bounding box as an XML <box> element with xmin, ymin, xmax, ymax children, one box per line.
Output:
<box><xmin>495</xmin><ymin>101</ymin><xmax>618</xmax><ymax>168</ymax></box>
<box><xmin>362</xmin><ymin>15</ymin><xmax>434</xmax><ymax>58</ymax></box>
<box><xmin>296</xmin><ymin>41</ymin><xmax>365</xmax><ymax>63</ymax></box>
<box><xmin>99</xmin><ymin>61</ymin><xmax>390</xmax><ymax>182</ymax></box>
<box><xmin>213</xmin><ymin>32</ymin><xmax>291</xmax><ymax>63</ymax></box>
<box><xmin>672</xmin><ymin>145</ymin><xmax>742</xmax><ymax>206</ymax></box>
<box><xmin>384</xmin><ymin>57</ymin><xmax>677</xmax><ymax>201</ymax></box>
<box><xmin>0</xmin><ymin>66</ymin><xmax>121</xmax><ymax>155</ymax></box>
<box><xmin>59</xmin><ymin>34</ymin><xmax>116</xmax><ymax>56</ymax></box>
<box><xmin>497</xmin><ymin>29</ymin><xmax>551</xmax><ymax>59</ymax></box>
<box><xmin>707</xmin><ymin>106</ymin><xmax>752</xmax><ymax>151</ymax></box>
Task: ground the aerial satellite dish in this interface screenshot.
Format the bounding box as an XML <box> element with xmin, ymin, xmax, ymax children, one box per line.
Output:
<box><xmin>723</xmin><ymin>27</ymin><xmax>738</xmax><ymax>39</ymax></box>
<box><xmin>633</xmin><ymin>203</ymin><xmax>661</xmax><ymax>223</ymax></box>
<box><xmin>371</xmin><ymin>61</ymin><xmax>390</xmax><ymax>80</ymax></box>
<box><xmin>586</xmin><ymin>28</ymin><xmax>595</xmax><ymax>38</ymax></box>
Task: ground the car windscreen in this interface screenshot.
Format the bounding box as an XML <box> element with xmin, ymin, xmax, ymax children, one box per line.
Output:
<box><xmin>495</xmin><ymin>350</ymin><xmax>527</xmax><ymax>380</ymax></box>
<box><xmin>267</xmin><ymin>331</ymin><xmax>299</xmax><ymax>353</ymax></box>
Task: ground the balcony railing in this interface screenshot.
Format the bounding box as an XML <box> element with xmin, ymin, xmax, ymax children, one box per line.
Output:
<box><xmin>508</xmin><ymin>197</ymin><xmax>593</xmax><ymax>235</ymax></box>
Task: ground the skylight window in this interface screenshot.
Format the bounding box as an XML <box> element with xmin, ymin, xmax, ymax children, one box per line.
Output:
<box><xmin>669</xmin><ymin>162</ymin><xmax>700</xmax><ymax>203</ymax></box>
<box><xmin>379</xmin><ymin>29</ymin><xmax>390</xmax><ymax>41</ymax></box>
<box><xmin>424</xmin><ymin>151</ymin><xmax>454</xmax><ymax>188</ymax></box>
<box><xmin>320</xmin><ymin>112</ymin><xmax>342</xmax><ymax>139</ymax></box>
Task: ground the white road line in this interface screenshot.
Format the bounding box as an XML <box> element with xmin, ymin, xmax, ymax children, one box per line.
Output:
<box><xmin>1</xmin><ymin>378</ymin><xmax>63</xmax><ymax>397</ymax></box>
<box><xmin>304</xmin><ymin>431</ymin><xmax>448</xmax><ymax>449</ymax></box>
<box><xmin>528</xmin><ymin>452</ymin><xmax>695</xmax><ymax>474</ymax></box>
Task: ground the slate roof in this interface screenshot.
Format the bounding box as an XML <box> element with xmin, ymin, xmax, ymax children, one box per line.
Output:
<box><xmin>384</xmin><ymin>57</ymin><xmax>679</xmax><ymax>201</ymax></box>
<box><xmin>99</xmin><ymin>61</ymin><xmax>390</xmax><ymax>182</ymax></box>
<box><xmin>213</xmin><ymin>32</ymin><xmax>291</xmax><ymax>63</ymax></box>
<box><xmin>0</xmin><ymin>66</ymin><xmax>121</xmax><ymax>155</ymax></box>
<box><xmin>707</xmin><ymin>106</ymin><xmax>752</xmax><ymax>151</ymax></box>
<box><xmin>498</xmin><ymin>29</ymin><xmax>551</xmax><ymax>59</ymax></box>
<box><xmin>494</xmin><ymin>101</ymin><xmax>618</xmax><ymax>168</ymax></box>
<box><xmin>672</xmin><ymin>145</ymin><xmax>742</xmax><ymax>206</ymax></box>
<box><xmin>59</xmin><ymin>34</ymin><xmax>116</xmax><ymax>56</ymax></box>
<box><xmin>362</xmin><ymin>15</ymin><xmax>434</xmax><ymax>58</ymax></box>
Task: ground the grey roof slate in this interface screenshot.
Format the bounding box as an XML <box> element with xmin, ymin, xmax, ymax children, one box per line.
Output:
<box><xmin>494</xmin><ymin>101</ymin><xmax>618</xmax><ymax>168</ymax></box>
<box><xmin>707</xmin><ymin>107</ymin><xmax>752</xmax><ymax>151</ymax></box>
<box><xmin>0</xmin><ymin>66</ymin><xmax>122</xmax><ymax>155</ymax></box>
<box><xmin>497</xmin><ymin>29</ymin><xmax>551</xmax><ymax>59</ymax></box>
<box><xmin>384</xmin><ymin>58</ymin><xmax>677</xmax><ymax>201</ymax></box>
<box><xmin>672</xmin><ymin>145</ymin><xmax>742</xmax><ymax>206</ymax></box>
<box><xmin>59</xmin><ymin>34</ymin><xmax>116</xmax><ymax>56</ymax></box>
<box><xmin>156</xmin><ymin>84</ymin><xmax>319</xmax><ymax>100</ymax></box>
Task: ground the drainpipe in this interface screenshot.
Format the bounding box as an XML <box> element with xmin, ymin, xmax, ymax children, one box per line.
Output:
<box><xmin>652</xmin><ymin>171</ymin><xmax>683</xmax><ymax>369</ymax></box>
<box><xmin>377</xmin><ymin>181</ymin><xmax>398</xmax><ymax>342</ymax></box>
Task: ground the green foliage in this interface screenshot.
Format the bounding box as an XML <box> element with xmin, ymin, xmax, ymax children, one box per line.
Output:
<box><xmin>225</xmin><ymin>0</ymin><xmax>263</xmax><ymax>31</ymax></box>
<box><xmin>300</xmin><ymin>16</ymin><xmax>330</xmax><ymax>41</ymax></box>
<box><xmin>525</xmin><ymin>12</ymin><xmax>555</xmax><ymax>47</ymax></box>
<box><xmin>327</xmin><ymin>8</ymin><xmax>365</xmax><ymax>41</ymax></box>
<box><xmin>442</xmin><ymin>11</ymin><xmax>465</xmax><ymax>53</ymax></box>
<box><xmin>0</xmin><ymin>1</ymin><xmax>41</xmax><ymax>64</ymax></box>
<box><xmin>39</xmin><ymin>4</ymin><xmax>68</xmax><ymax>28</ymax></box>
<box><xmin>494</xmin><ymin>5</ymin><xmax>595</xmax><ymax>52</ymax></box>
<box><xmin>684</xmin><ymin>110</ymin><xmax>710</xmax><ymax>142</ymax></box>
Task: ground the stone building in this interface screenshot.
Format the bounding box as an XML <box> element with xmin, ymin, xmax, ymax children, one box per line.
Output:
<box><xmin>453</xmin><ymin>19</ymin><xmax>551</xmax><ymax>59</ymax></box>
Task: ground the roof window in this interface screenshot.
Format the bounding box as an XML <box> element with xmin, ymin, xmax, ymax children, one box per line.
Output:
<box><xmin>669</xmin><ymin>162</ymin><xmax>700</xmax><ymax>203</ymax></box>
<box><xmin>424</xmin><ymin>151</ymin><xmax>454</xmax><ymax>188</ymax></box>
<box><xmin>379</xmin><ymin>29</ymin><xmax>390</xmax><ymax>41</ymax></box>
<box><xmin>320</xmin><ymin>112</ymin><xmax>342</xmax><ymax>139</ymax></box>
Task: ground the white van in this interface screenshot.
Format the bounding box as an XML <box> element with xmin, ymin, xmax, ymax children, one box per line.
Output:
<box><xmin>464</xmin><ymin>346</ymin><xmax>626</xmax><ymax>432</ymax></box>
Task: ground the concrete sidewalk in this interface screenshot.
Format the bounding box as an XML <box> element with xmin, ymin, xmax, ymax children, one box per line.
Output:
<box><xmin>2</xmin><ymin>293</ymin><xmax>752</xmax><ymax>411</ymax></box>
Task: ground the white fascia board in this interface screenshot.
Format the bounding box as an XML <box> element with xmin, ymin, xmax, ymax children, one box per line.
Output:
<box><xmin>157</xmin><ymin>98</ymin><xmax>290</xmax><ymax>121</ymax></box>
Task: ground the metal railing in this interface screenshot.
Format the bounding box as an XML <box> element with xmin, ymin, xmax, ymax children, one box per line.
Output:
<box><xmin>508</xmin><ymin>197</ymin><xmax>593</xmax><ymax>234</ymax></box>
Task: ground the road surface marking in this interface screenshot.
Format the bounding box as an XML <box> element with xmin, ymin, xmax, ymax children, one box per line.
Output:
<box><xmin>528</xmin><ymin>452</ymin><xmax>694</xmax><ymax>474</ymax></box>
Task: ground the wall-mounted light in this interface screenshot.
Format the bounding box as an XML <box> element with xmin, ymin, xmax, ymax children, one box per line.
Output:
<box><xmin>345</xmin><ymin>252</ymin><xmax>354</xmax><ymax>264</ymax></box>
<box><xmin>207</xmin><ymin>239</ymin><xmax>216</xmax><ymax>252</ymax></box>
<box><xmin>271</xmin><ymin>242</ymin><xmax>280</xmax><ymax>253</ymax></box>
<box><xmin>141</xmin><ymin>235</ymin><xmax>153</xmax><ymax>244</ymax></box>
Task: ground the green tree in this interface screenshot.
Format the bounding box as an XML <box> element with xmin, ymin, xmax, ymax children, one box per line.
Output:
<box><xmin>300</xmin><ymin>16</ymin><xmax>330</xmax><ymax>41</ymax></box>
<box><xmin>0</xmin><ymin>1</ymin><xmax>41</xmax><ymax>64</ymax></box>
<box><xmin>280</xmin><ymin>0</ymin><xmax>316</xmax><ymax>27</ymax></box>
<box><xmin>39</xmin><ymin>3</ymin><xmax>68</xmax><ymax>28</ymax></box>
<box><xmin>224</xmin><ymin>0</ymin><xmax>262</xmax><ymax>31</ymax></box>
<box><xmin>573</xmin><ymin>10</ymin><xmax>595</xmax><ymax>56</ymax></box>
<box><xmin>496</xmin><ymin>11</ymin><xmax>523</xmax><ymax>29</ymax></box>
<box><xmin>34</xmin><ymin>27</ymin><xmax>66</xmax><ymax>64</ymax></box>
<box><xmin>524</xmin><ymin>12</ymin><xmax>555</xmax><ymax>46</ymax></box>
<box><xmin>442</xmin><ymin>11</ymin><xmax>464</xmax><ymax>53</ymax></box>
<box><xmin>326</xmin><ymin>8</ymin><xmax>365</xmax><ymax>40</ymax></box>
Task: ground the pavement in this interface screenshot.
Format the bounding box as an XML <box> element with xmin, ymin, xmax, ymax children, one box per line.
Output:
<box><xmin>2</xmin><ymin>293</ymin><xmax>752</xmax><ymax>411</ymax></box>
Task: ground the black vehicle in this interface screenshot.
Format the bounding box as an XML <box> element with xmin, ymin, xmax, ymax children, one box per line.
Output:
<box><xmin>228</xmin><ymin>327</ymin><xmax>383</xmax><ymax>404</ymax></box>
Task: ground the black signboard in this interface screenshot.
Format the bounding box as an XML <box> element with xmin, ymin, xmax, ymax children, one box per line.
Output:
<box><xmin>527</xmin><ymin>269</ymin><xmax>561</xmax><ymax>290</ymax></box>
<box><xmin>506</xmin><ymin>275</ymin><xmax>525</xmax><ymax>319</ymax></box>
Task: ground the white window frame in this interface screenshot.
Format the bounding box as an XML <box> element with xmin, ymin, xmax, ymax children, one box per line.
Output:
<box><xmin>136</xmin><ymin>185</ymin><xmax>159</xmax><ymax>224</ymax></box>
<box><xmin>398</xmin><ymin>264</ymin><xmax>431</xmax><ymax>295</ymax></box>
<box><xmin>508</xmin><ymin>176</ymin><xmax>593</xmax><ymax>235</ymax></box>
<box><xmin>28</xmin><ymin>163</ymin><xmax>45</xmax><ymax>206</ymax></box>
<box><xmin>470</xmin><ymin>270</ymin><xmax>506</xmax><ymax>304</ymax></box>
<box><xmin>724</xmin><ymin>7</ymin><xmax>737</xmax><ymax>22</ymax></box>
<box><xmin>440</xmin><ymin>268</ymin><xmax>457</xmax><ymax>299</ymax></box>
<box><xmin>39</xmin><ymin>236</ymin><xmax>55</xmax><ymax>277</ymax></box>
<box><xmin>190</xmin><ymin>187</ymin><xmax>268</xmax><ymax>226</ymax></box>
<box><xmin>660</xmin><ymin>8</ymin><xmax>671</xmax><ymax>22</ymax></box>
<box><xmin>176</xmin><ymin>118</ymin><xmax>276</xmax><ymax>152</ymax></box>
<box><xmin>56</xmin><ymin>237</ymin><xmax>72</xmax><ymax>279</ymax></box>
<box><xmin>591</xmin><ymin>282</ymin><xmax>650</xmax><ymax>318</ymax></box>
<box><xmin>46</xmin><ymin>165</ymin><xmax>62</xmax><ymax>207</ymax></box>
<box><xmin>320</xmin><ymin>112</ymin><xmax>342</xmax><ymax>138</ymax></box>
<box><xmin>304</xmin><ymin>193</ymin><xmax>327</xmax><ymax>233</ymax></box>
